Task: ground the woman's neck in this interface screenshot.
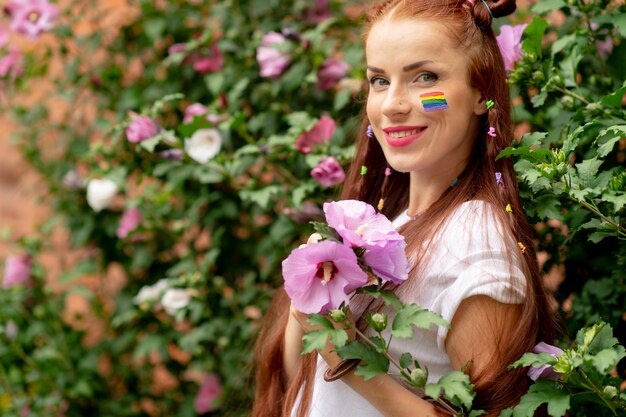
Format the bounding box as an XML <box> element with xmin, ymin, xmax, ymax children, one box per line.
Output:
<box><xmin>407</xmin><ymin>170</ymin><xmax>461</xmax><ymax>217</ymax></box>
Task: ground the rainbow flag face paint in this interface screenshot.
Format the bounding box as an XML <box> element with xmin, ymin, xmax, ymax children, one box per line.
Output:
<box><xmin>420</xmin><ymin>92</ymin><xmax>448</xmax><ymax>112</ymax></box>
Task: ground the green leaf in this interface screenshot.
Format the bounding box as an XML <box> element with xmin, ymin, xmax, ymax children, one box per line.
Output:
<box><xmin>133</xmin><ymin>334</ymin><xmax>167</xmax><ymax>361</ymax></box>
<box><xmin>392</xmin><ymin>304</ymin><xmax>450</xmax><ymax>339</ymax></box>
<box><xmin>530</xmin><ymin>86</ymin><xmax>549</xmax><ymax>108</ymax></box>
<box><xmin>590</xmin><ymin>346</ymin><xmax>626</xmax><ymax>374</ymax></box>
<box><xmin>522</xmin><ymin>17</ymin><xmax>549</xmax><ymax>58</ymax></box>
<box><xmin>336</xmin><ymin>341</ymin><xmax>389</xmax><ymax>380</ymax></box>
<box><xmin>560</xmin><ymin>45</ymin><xmax>582</xmax><ymax>88</ymax></box>
<box><xmin>585</xmin><ymin>322</ymin><xmax>619</xmax><ymax>354</ymax></box>
<box><xmin>596</xmin><ymin>125</ymin><xmax>626</xmax><ymax>157</ymax></box>
<box><xmin>424</xmin><ymin>371</ymin><xmax>474</xmax><ymax>410</ymax></box>
<box><xmin>510</xmin><ymin>352</ymin><xmax>558</xmax><ymax>369</ymax></box>
<box><xmin>58</xmin><ymin>260</ymin><xmax>98</xmax><ymax>283</ymax></box>
<box><xmin>193</xmin><ymin>166</ymin><xmax>224</xmax><ymax>184</ymax></box>
<box><xmin>205</xmin><ymin>72</ymin><xmax>226</xmax><ymax>96</ymax></box>
<box><xmin>239</xmin><ymin>185</ymin><xmax>282</xmax><ymax>209</ymax></box>
<box><xmin>524</xmin><ymin>195</ymin><xmax>563</xmax><ymax>221</ymax></box>
<box><xmin>399</xmin><ymin>352</ymin><xmax>413</xmax><ymax>369</ymax></box>
<box><xmin>334</xmin><ymin>89</ymin><xmax>352</xmax><ymax>111</ymax></box>
<box><xmin>550</xmin><ymin>33</ymin><xmax>576</xmax><ymax>56</ymax></box>
<box><xmin>511</xmin><ymin>380</ymin><xmax>570</xmax><ymax>417</ymax></box>
<box><xmin>564</xmin><ymin>121</ymin><xmax>598</xmax><ymax>156</ymax></box>
<box><xmin>144</xmin><ymin>18</ymin><xmax>166</xmax><ymax>42</ymax></box>
<box><xmin>531</xmin><ymin>0</ymin><xmax>566</xmax><ymax>14</ymax></box>
<box><xmin>500</xmin><ymin>408</ymin><xmax>516</xmax><ymax>417</ymax></box>
<box><xmin>286</xmin><ymin>111</ymin><xmax>315</xmax><ymax>131</ymax></box>
<box><xmin>301</xmin><ymin>327</ymin><xmax>348</xmax><ymax>354</ymax></box>
<box><xmin>307</xmin><ymin>314</ymin><xmax>334</xmax><ymax>329</ymax></box>
<box><xmin>592</xmin><ymin>13</ymin><xmax>626</xmax><ymax>38</ymax></box>
<box><xmin>575</xmin><ymin>158</ymin><xmax>603</xmax><ymax>189</ymax></box>
<box><xmin>519</xmin><ymin>132</ymin><xmax>548</xmax><ymax>147</ymax></box>
<box><xmin>138</xmin><ymin>135</ymin><xmax>162</xmax><ymax>153</ymax></box>
<box><xmin>497</xmin><ymin>146</ymin><xmax>550</xmax><ymax>163</ymax></box>
<box><xmin>282</xmin><ymin>61</ymin><xmax>311</xmax><ymax>92</ymax></box>
<box><xmin>600</xmin><ymin>81</ymin><xmax>626</xmax><ymax>107</ymax></box>
<box><xmin>603</xmin><ymin>192</ymin><xmax>626</xmax><ymax>213</ymax></box>
<box><xmin>357</xmin><ymin>287</ymin><xmax>403</xmax><ymax>310</ymax></box>
<box><xmin>292</xmin><ymin>182</ymin><xmax>317</xmax><ymax>207</ymax></box>
<box><xmin>588</xmin><ymin>230</ymin><xmax>614</xmax><ymax>243</ymax></box>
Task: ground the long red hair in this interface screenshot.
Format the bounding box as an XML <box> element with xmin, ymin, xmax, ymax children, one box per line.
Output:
<box><xmin>251</xmin><ymin>1</ymin><xmax>556</xmax><ymax>416</ymax></box>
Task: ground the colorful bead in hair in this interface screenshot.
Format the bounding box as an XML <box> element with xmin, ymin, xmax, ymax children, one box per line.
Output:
<box><xmin>495</xmin><ymin>172</ymin><xmax>505</xmax><ymax>188</ymax></box>
<box><xmin>518</xmin><ymin>241</ymin><xmax>527</xmax><ymax>253</ymax></box>
<box><xmin>378</xmin><ymin>166</ymin><xmax>392</xmax><ymax>211</ymax></box>
<box><xmin>360</xmin><ymin>165</ymin><xmax>368</xmax><ymax>176</ymax></box>
<box><xmin>367</xmin><ymin>124</ymin><xmax>375</xmax><ymax>139</ymax></box>
<box><xmin>488</xmin><ymin>127</ymin><xmax>497</xmax><ymax>138</ymax></box>
<box><xmin>486</xmin><ymin>100</ymin><xmax>494</xmax><ymax>110</ymax></box>
<box><xmin>505</xmin><ymin>203</ymin><xmax>512</xmax><ymax>213</ymax></box>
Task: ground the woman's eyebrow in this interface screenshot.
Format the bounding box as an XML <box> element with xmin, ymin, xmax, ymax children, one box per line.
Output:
<box><xmin>402</xmin><ymin>60</ymin><xmax>434</xmax><ymax>72</ymax></box>
<box><xmin>366</xmin><ymin>65</ymin><xmax>385</xmax><ymax>74</ymax></box>
<box><xmin>366</xmin><ymin>60</ymin><xmax>434</xmax><ymax>74</ymax></box>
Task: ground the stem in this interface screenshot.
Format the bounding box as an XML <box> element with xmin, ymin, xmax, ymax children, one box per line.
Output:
<box><xmin>555</xmin><ymin>86</ymin><xmax>590</xmax><ymax>105</ymax></box>
<box><xmin>352</xmin><ymin>327</ymin><xmax>462</xmax><ymax>417</ymax></box>
<box><xmin>353</xmin><ymin>327</ymin><xmax>408</xmax><ymax>378</ymax></box>
<box><xmin>577</xmin><ymin>369</ymin><xmax>618</xmax><ymax>414</ymax></box>
<box><xmin>576</xmin><ymin>199</ymin><xmax>626</xmax><ymax>237</ymax></box>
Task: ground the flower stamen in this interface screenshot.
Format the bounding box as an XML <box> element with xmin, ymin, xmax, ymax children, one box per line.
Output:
<box><xmin>316</xmin><ymin>261</ymin><xmax>336</xmax><ymax>285</ymax></box>
<box><xmin>28</xmin><ymin>11</ymin><xmax>40</xmax><ymax>23</ymax></box>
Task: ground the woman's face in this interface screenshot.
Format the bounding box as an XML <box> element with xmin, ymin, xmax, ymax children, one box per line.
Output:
<box><xmin>366</xmin><ymin>18</ymin><xmax>485</xmax><ymax>178</ymax></box>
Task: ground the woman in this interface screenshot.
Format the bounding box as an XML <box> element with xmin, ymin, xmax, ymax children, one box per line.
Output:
<box><xmin>252</xmin><ymin>0</ymin><xmax>556</xmax><ymax>416</ymax></box>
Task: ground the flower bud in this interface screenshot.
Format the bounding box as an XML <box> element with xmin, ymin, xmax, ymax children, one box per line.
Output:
<box><xmin>368</xmin><ymin>312</ymin><xmax>388</xmax><ymax>332</ymax></box>
<box><xmin>86</xmin><ymin>178</ymin><xmax>118</xmax><ymax>212</ymax></box>
<box><xmin>560</xmin><ymin>95</ymin><xmax>575</xmax><ymax>111</ymax></box>
<box><xmin>603</xmin><ymin>385</ymin><xmax>618</xmax><ymax>399</ymax></box>
<box><xmin>410</xmin><ymin>368</ymin><xmax>427</xmax><ymax>387</ymax></box>
<box><xmin>328</xmin><ymin>308</ymin><xmax>347</xmax><ymax>323</ymax></box>
<box><xmin>532</xmin><ymin>70</ymin><xmax>545</xmax><ymax>84</ymax></box>
<box><xmin>585</xmin><ymin>102</ymin><xmax>603</xmax><ymax>116</ymax></box>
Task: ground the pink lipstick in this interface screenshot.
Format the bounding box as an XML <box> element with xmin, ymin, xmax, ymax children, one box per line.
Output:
<box><xmin>382</xmin><ymin>125</ymin><xmax>427</xmax><ymax>147</ymax></box>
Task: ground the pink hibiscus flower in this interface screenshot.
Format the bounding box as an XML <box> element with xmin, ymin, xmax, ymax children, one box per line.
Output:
<box><xmin>282</xmin><ymin>240</ymin><xmax>368</xmax><ymax>313</ymax></box>
<box><xmin>496</xmin><ymin>24</ymin><xmax>527</xmax><ymax>72</ymax></box>
<box><xmin>363</xmin><ymin>240</ymin><xmax>409</xmax><ymax>285</ymax></box>
<box><xmin>256</xmin><ymin>31</ymin><xmax>291</xmax><ymax>79</ymax></box>
<box><xmin>527</xmin><ymin>341</ymin><xmax>564</xmax><ymax>381</ymax></box>
<box><xmin>311</xmin><ymin>156</ymin><xmax>345</xmax><ymax>187</ymax></box>
<box><xmin>2</xmin><ymin>255</ymin><xmax>32</xmax><ymax>288</ymax></box>
<box><xmin>294</xmin><ymin>116</ymin><xmax>336</xmax><ymax>154</ymax></box>
<box><xmin>116</xmin><ymin>208</ymin><xmax>142</xmax><ymax>239</ymax></box>
<box><xmin>323</xmin><ymin>200</ymin><xmax>404</xmax><ymax>250</ymax></box>
<box><xmin>125</xmin><ymin>113</ymin><xmax>159</xmax><ymax>143</ymax></box>
<box><xmin>194</xmin><ymin>374</ymin><xmax>222</xmax><ymax>414</ymax></box>
<box><xmin>316</xmin><ymin>59</ymin><xmax>349</xmax><ymax>91</ymax></box>
<box><xmin>7</xmin><ymin>0</ymin><xmax>59</xmax><ymax>39</ymax></box>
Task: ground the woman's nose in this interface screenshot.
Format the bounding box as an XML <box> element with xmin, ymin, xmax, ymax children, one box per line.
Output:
<box><xmin>382</xmin><ymin>86</ymin><xmax>411</xmax><ymax>118</ymax></box>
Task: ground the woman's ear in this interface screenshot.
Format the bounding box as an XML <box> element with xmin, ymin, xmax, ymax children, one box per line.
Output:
<box><xmin>473</xmin><ymin>93</ymin><xmax>488</xmax><ymax>116</ymax></box>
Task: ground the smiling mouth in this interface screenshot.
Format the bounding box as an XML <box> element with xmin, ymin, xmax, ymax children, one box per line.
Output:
<box><xmin>382</xmin><ymin>126</ymin><xmax>427</xmax><ymax>147</ymax></box>
<box><xmin>387</xmin><ymin>128</ymin><xmax>424</xmax><ymax>139</ymax></box>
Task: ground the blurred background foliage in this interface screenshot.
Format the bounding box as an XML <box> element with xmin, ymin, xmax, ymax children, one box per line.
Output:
<box><xmin>0</xmin><ymin>0</ymin><xmax>624</xmax><ymax>416</ymax></box>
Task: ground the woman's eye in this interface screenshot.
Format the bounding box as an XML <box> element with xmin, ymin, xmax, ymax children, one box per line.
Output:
<box><xmin>369</xmin><ymin>77</ymin><xmax>389</xmax><ymax>88</ymax></box>
<box><xmin>417</xmin><ymin>72</ymin><xmax>438</xmax><ymax>83</ymax></box>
